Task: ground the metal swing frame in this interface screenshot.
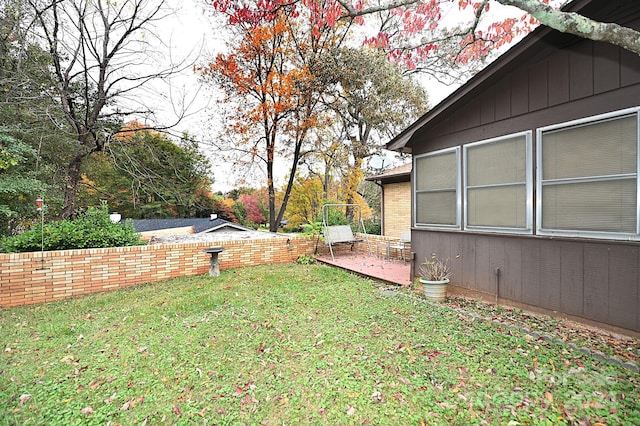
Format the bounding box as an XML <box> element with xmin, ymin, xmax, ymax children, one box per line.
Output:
<box><xmin>321</xmin><ymin>204</ymin><xmax>371</xmax><ymax>261</ymax></box>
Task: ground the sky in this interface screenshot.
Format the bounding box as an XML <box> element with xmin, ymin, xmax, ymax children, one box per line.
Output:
<box><xmin>150</xmin><ymin>0</ymin><xmax>529</xmax><ymax>193</ymax></box>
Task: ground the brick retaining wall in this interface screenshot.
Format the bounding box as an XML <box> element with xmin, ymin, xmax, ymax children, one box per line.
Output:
<box><xmin>1</xmin><ymin>235</ymin><xmax>316</xmax><ymax>309</ymax></box>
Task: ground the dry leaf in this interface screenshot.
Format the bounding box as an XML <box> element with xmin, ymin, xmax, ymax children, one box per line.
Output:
<box><xmin>19</xmin><ymin>394</ymin><xmax>31</xmax><ymax>406</ymax></box>
<box><xmin>60</xmin><ymin>354</ymin><xmax>75</xmax><ymax>364</ymax></box>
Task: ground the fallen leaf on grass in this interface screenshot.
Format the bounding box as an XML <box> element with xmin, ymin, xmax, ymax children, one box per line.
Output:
<box><xmin>60</xmin><ymin>354</ymin><xmax>76</xmax><ymax>364</ymax></box>
<box><xmin>89</xmin><ymin>378</ymin><xmax>104</xmax><ymax>390</ymax></box>
<box><xmin>19</xmin><ymin>394</ymin><xmax>31</xmax><ymax>406</ymax></box>
<box><xmin>121</xmin><ymin>396</ymin><xmax>144</xmax><ymax>411</ymax></box>
<box><xmin>172</xmin><ymin>406</ymin><xmax>182</xmax><ymax>416</ymax></box>
<box><xmin>80</xmin><ymin>407</ymin><xmax>93</xmax><ymax>415</ymax></box>
<box><xmin>347</xmin><ymin>406</ymin><xmax>356</xmax><ymax>416</ymax></box>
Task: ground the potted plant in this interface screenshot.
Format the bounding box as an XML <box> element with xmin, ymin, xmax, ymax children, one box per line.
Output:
<box><xmin>418</xmin><ymin>253</ymin><xmax>451</xmax><ymax>302</ymax></box>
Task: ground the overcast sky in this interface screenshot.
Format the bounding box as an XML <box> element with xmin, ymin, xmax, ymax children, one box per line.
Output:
<box><xmin>151</xmin><ymin>0</ymin><xmax>528</xmax><ymax>193</ymax></box>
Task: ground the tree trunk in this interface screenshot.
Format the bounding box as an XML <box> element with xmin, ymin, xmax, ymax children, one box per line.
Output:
<box><xmin>61</xmin><ymin>152</ymin><xmax>87</xmax><ymax>219</ymax></box>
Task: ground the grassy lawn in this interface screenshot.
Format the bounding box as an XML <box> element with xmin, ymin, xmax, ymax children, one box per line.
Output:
<box><xmin>1</xmin><ymin>264</ymin><xmax>638</xmax><ymax>425</ymax></box>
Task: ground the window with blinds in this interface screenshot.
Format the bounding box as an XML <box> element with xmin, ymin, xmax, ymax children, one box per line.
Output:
<box><xmin>464</xmin><ymin>132</ymin><xmax>532</xmax><ymax>233</ymax></box>
<box><xmin>537</xmin><ymin>110</ymin><xmax>639</xmax><ymax>239</ymax></box>
<box><xmin>414</xmin><ymin>147</ymin><xmax>460</xmax><ymax>228</ymax></box>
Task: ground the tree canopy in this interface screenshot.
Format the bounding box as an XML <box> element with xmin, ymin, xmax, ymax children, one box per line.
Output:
<box><xmin>80</xmin><ymin>122</ymin><xmax>215</xmax><ymax>219</ymax></box>
<box><xmin>23</xmin><ymin>0</ymin><xmax>188</xmax><ymax>218</ymax></box>
<box><xmin>210</xmin><ymin>0</ymin><xmax>640</xmax><ymax>70</ymax></box>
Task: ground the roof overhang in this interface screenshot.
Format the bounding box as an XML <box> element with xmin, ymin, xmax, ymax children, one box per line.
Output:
<box><xmin>385</xmin><ymin>0</ymin><xmax>599</xmax><ymax>154</ymax></box>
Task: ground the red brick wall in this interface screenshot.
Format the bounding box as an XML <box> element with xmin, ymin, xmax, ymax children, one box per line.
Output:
<box><xmin>0</xmin><ymin>236</ymin><xmax>316</xmax><ymax>309</ymax></box>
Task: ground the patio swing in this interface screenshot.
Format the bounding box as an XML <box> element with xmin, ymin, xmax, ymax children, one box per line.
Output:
<box><xmin>320</xmin><ymin>203</ymin><xmax>371</xmax><ymax>261</ymax></box>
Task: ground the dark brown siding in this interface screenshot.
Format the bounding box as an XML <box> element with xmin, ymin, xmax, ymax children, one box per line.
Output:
<box><xmin>413</xmin><ymin>35</ymin><xmax>640</xmax><ymax>155</ymax></box>
<box><xmin>569</xmin><ymin>43</ymin><xmax>593</xmax><ymax>100</ymax></box>
<box><xmin>409</xmin><ymin>16</ymin><xmax>640</xmax><ymax>332</ymax></box>
<box><xmin>548</xmin><ymin>51</ymin><xmax>570</xmax><ymax>106</ymax></box>
<box><xmin>414</xmin><ymin>231</ymin><xmax>640</xmax><ymax>331</ymax></box>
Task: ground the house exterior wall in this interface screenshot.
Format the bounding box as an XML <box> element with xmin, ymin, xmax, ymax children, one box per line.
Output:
<box><xmin>410</xmin><ymin>21</ymin><xmax>640</xmax><ymax>332</ymax></box>
<box><xmin>412</xmin><ymin>43</ymin><xmax>640</xmax><ymax>155</ymax></box>
<box><xmin>383</xmin><ymin>181</ymin><xmax>411</xmax><ymax>238</ymax></box>
<box><xmin>413</xmin><ymin>231</ymin><xmax>640</xmax><ymax>332</ymax></box>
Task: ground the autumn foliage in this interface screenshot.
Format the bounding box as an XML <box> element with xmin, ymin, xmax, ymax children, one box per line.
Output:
<box><xmin>197</xmin><ymin>7</ymin><xmax>328</xmax><ymax>232</ymax></box>
<box><xmin>209</xmin><ymin>0</ymin><xmax>542</xmax><ymax>67</ymax></box>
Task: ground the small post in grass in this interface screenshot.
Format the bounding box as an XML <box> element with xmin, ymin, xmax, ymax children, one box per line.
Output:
<box><xmin>35</xmin><ymin>196</ymin><xmax>46</xmax><ymax>270</ymax></box>
<box><xmin>204</xmin><ymin>247</ymin><xmax>225</xmax><ymax>277</ymax></box>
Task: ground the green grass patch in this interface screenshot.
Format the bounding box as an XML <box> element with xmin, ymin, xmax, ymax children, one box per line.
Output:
<box><xmin>1</xmin><ymin>264</ymin><xmax>638</xmax><ymax>425</ymax></box>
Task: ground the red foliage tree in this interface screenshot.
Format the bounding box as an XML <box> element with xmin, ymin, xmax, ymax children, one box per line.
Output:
<box><xmin>209</xmin><ymin>0</ymin><xmax>640</xmax><ymax>66</ymax></box>
<box><xmin>240</xmin><ymin>195</ymin><xmax>265</xmax><ymax>225</ymax></box>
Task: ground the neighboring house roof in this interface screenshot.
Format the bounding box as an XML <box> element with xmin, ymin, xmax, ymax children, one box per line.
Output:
<box><xmin>386</xmin><ymin>0</ymin><xmax>638</xmax><ymax>153</ymax></box>
<box><xmin>133</xmin><ymin>218</ymin><xmax>251</xmax><ymax>234</ymax></box>
<box><xmin>366</xmin><ymin>162</ymin><xmax>411</xmax><ymax>184</ymax></box>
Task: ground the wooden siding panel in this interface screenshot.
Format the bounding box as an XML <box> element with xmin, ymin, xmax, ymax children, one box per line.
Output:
<box><xmin>583</xmin><ymin>244</ymin><xmax>610</xmax><ymax>324</ymax></box>
<box><xmin>462</xmin><ymin>235</ymin><xmax>477</xmax><ymax>290</ymax></box>
<box><xmin>529</xmin><ymin>62</ymin><xmax>548</xmax><ymax>111</ymax></box>
<box><xmin>548</xmin><ymin>50</ymin><xmax>570</xmax><ymax>106</ymax></box>
<box><xmin>453</xmin><ymin>106</ymin><xmax>468</xmax><ymax>133</ymax></box>
<box><xmin>521</xmin><ymin>239</ymin><xmax>541</xmax><ymax>307</ymax></box>
<box><xmin>593</xmin><ymin>43</ymin><xmax>620</xmax><ymax>94</ymax></box>
<box><xmin>539</xmin><ymin>240</ymin><xmax>561</xmax><ymax>311</ymax></box>
<box><xmin>502</xmin><ymin>239</ymin><xmax>523</xmax><ymax>301</ymax></box>
<box><xmin>490</xmin><ymin>237</ymin><xmax>505</xmax><ymax>297</ymax></box>
<box><xmin>569</xmin><ymin>43</ymin><xmax>593</xmax><ymax>100</ymax></box>
<box><xmin>560</xmin><ymin>242</ymin><xmax>584</xmax><ymax>317</ymax></box>
<box><xmin>466</xmin><ymin>98</ymin><xmax>482</xmax><ymax>128</ymax></box>
<box><xmin>481</xmin><ymin>91</ymin><xmax>495</xmax><ymax>125</ymax></box>
<box><xmin>511</xmin><ymin>71</ymin><xmax>529</xmax><ymax>116</ymax></box>
<box><xmin>423</xmin><ymin>232</ymin><xmax>450</xmax><ymax>269</ymax></box>
<box><xmin>450</xmin><ymin>234</ymin><xmax>464</xmax><ymax>286</ymax></box>
<box><xmin>621</xmin><ymin>48</ymin><xmax>640</xmax><ymax>86</ymax></box>
<box><xmin>494</xmin><ymin>77</ymin><xmax>511</xmax><ymax>120</ymax></box>
<box><xmin>412</xmin><ymin>232</ymin><xmax>640</xmax><ymax>332</ymax></box>
<box><xmin>474</xmin><ymin>237</ymin><xmax>493</xmax><ymax>294</ymax></box>
<box><xmin>608</xmin><ymin>245</ymin><xmax>639</xmax><ymax>330</ymax></box>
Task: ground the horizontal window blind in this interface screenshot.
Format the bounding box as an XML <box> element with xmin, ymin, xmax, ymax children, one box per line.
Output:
<box><xmin>465</xmin><ymin>133</ymin><xmax>530</xmax><ymax>231</ymax></box>
<box><xmin>542</xmin><ymin>179</ymin><xmax>636</xmax><ymax>232</ymax></box>
<box><xmin>539</xmin><ymin>112</ymin><xmax>638</xmax><ymax>237</ymax></box>
<box><xmin>414</xmin><ymin>148</ymin><xmax>459</xmax><ymax>227</ymax></box>
<box><xmin>468</xmin><ymin>185</ymin><xmax>526</xmax><ymax>228</ymax></box>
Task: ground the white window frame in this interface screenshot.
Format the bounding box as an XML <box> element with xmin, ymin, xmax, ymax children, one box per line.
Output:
<box><xmin>536</xmin><ymin>107</ymin><xmax>640</xmax><ymax>241</ymax></box>
<box><xmin>463</xmin><ymin>131</ymin><xmax>533</xmax><ymax>234</ymax></box>
<box><xmin>413</xmin><ymin>147</ymin><xmax>461</xmax><ymax>229</ymax></box>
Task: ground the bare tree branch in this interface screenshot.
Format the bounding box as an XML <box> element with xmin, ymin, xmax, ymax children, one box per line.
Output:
<box><xmin>497</xmin><ymin>0</ymin><xmax>640</xmax><ymax>55</ymax></box>
<box><xmin>22</xmin><ymin>0</ymin><xmax>195</xmax><ymax>217</ymax></box>
<box><xmin>335</xmin><ymin>0</ymin><xmax>640</xmax><ymax>55</ymax></box>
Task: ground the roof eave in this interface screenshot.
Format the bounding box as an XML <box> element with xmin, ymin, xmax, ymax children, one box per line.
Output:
<box><xmin>385</xmin><ymin>0</ymin><xmax>594</xmax><ymax>153</ymax></box>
